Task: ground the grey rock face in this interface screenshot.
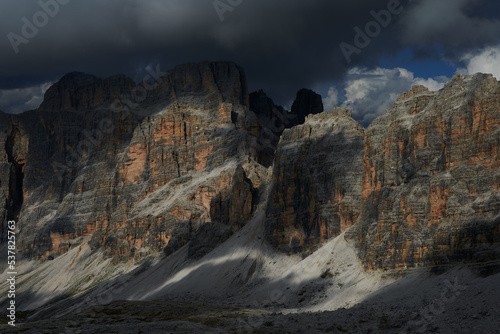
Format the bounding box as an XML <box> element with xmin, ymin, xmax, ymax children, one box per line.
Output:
<box><xmin>350</xmin><ymin>74</ymin><xmax>500</xmax><ymax>269</ymax></box>
<box><xmin>1</xmin><ymin>62</ymin><xmax>260</xmax><ymax>263</ymax></box>
<box><xmin>249</xmin><ymin>88</ymin><xmax>325</xmax><ymax>167</ymax></box>
<box><xmin>39</xmin><ymin>72</ymin><xmax>137</xmax><ymax>111</ymax></box>
<box><xmin>265</xmin><ymin>108</ymin><xmax>365</xmax><ymax>254</ymax></box>
<box><xmin>1</xmin><ymin>63</ymin><xmax>499</xmax><ymax>275</ymax></box>
<box><xmin>187</xmin><ymin>222</ymin><xmax>233</xmax><ymax>259</ymax></box>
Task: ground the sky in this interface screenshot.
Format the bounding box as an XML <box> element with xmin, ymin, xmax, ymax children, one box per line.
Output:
<box><xmin>0</xmin><ymin>0</ymin><xmax>499</xmax><ymax>125</ymax></box>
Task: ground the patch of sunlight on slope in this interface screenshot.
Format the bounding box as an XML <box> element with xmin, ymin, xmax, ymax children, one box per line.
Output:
<box><xmin>0</xmin><ymin>237</ymin><xmax>138</xmax><ymax>311</ymax></box>
<box><xmin>130</xmin><ymin>158</ymin><xmax>239</xmax><ymax>219</ymax></box>
<box><xmin>119</xmin><ymin>207</ymin><xmax>393</xmax><ymax>313</ymax></box>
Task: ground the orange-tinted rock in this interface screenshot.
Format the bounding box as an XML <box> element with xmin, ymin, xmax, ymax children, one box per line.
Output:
<box><xmin>3</xmin><ymin>63</ymin><xmax>500</xmax><ymax>274</ymax></box>
<box><xmin>352</xmin><ymin>73</ymin><xmax>500</xmax><ymax>270</ymax></box>
<box><xmin>4</xmin><ymin>62</ymin><xmax>262</xmax><ymax>262</ymax></box>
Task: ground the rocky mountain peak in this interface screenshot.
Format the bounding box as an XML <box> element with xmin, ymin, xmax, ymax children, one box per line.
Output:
<box><xmin>0</xmin><ymin>63</ymin><xmax>499</xmax><ymax>326</ymax></box>
<box><xmin>329</xmin><ymin>107</ymin><xmax>353</xmax><ymax>118</ymax></box>
<box><xmin>355</xmin><ymin>70</ymin><xmax>500</xmax><ymax>270</ymax></box>
<box><xmin>389</xmin><ymin>72</ymin><xmax>499</xmax><ymax>119</ymax></box>
<box><xmin>439</xmin><ymin>72</ymin><xmax>499</xmax><ymax>96</ymax></box>
<box><xmin>57</xmin><ymin>71</ymin><xmax>98</xmax><ymax>86</ymax></box>
<box><xmin>250</xmin><ymin>88</ymin><xmax>324</xmax><ymax>133</ymax></box>
<box><xmin>249</xmin><ymin>89</ymin><xmax>288</xmax><ymax>122</ymax></box>
<box><xmin>150</xmin><ymin>61</ymin><xmax>249</xmax><ymax>109</ymax></box>
<box><xmin>38</xmin><ymin>61</ymin><xmax>249</xmax><ymax>113</ymax></box>
<box><xmin>39</xmin><ymin>72</ymin><xmax>136</xmax><ymax>111</ymax></box>
<box><xmin>0</xmin><ymin>62</ymin><xmax>499</xmax><ymax>334</ymax></box>
<box><xmin>290</xmin><ymin>88</ymin><xmax>324</xmax><ymax>126</ymax></box>
<box><xmin>394</xmin><ymin>85</ymin><xmax>431</xmax><ymax>103</ymax></box>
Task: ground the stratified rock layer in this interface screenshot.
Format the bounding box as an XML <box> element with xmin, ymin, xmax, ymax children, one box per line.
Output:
<box><xmin>1</xmin><ymin>61</ymin><xmax>263</xmax><ymax>263</ymax></box>
<box><xmin>1</xmin><ymin>63</ymin><xmax>499</xmax><ymax>274</ymax></box>
<box><xmin>351</xmin><ymin>74</ymin><xmax>500</xmax><ymax>269</ymax></box>
<box><xmin>265</xmin><ymin>108</ymin><xmax>364</xmax><ymax>253</ymax></box>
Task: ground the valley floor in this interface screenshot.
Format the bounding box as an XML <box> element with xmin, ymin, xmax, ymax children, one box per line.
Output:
<box><xmin>1</xmin><ymin>211</ymin><xmax>500</xmax><ymax>333</ymax></box>
<box><xmin>1</xmin><ymin>266</ymin><xmax>499</xmax><ymax>334</ymax></box>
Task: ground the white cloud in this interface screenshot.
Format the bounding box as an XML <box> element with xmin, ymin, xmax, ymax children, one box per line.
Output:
<box><xmin>323</xmin><ymin>87</ymin><xmax>339</xmax><ymax>112</ymax></box>
<box><xmin>413</xmin><ymin>76</ymin><xmax>450</xmax><ymax>92</ymax></box>
<box><xmin>324</xmin><ymin>67</ymin><xmax>449</xmax><ymax>125</ymax></box>
<box><xmin>0</xmin><ymin>82</ymin><xmax>52</xmax><ymax>114</ymax></box>
<box><xmin>459</xmin><ymin>45</ymin><xmax>500</xmax><ymax>79</ymax></box>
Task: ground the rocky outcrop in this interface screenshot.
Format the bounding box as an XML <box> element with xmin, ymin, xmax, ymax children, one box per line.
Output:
<box><xmin>2</xmin><ymin>62</ymin><xmax>499</xmax><ymax>274</ymax></box>
<box><xmin>40</xmin><ymin>61</ymin><xmax>249</xmax><ymax>115</ymax></box>
<box><xmin>290</xmin><ymin>89</ymin><xmax>324</xmax><ymax>127</ymax></box>
<box><xmin>249</xmin><ymin>90</ymin><xmax>290</xmax><ymax>130</ymax></box>
<box><xmin>249</xmin><ymin>88</ymin><xmax>324</xmax><ymax>167</ymax></box>
<box><xmin>2</xmin><ymin>61</ymin><xmax>262</xmax><ymax>263</ymax></box>
<box><xmin>148</xmin><ymin>61</ymin><xmax>249</xmax><ymax>111</ymax></box>
<box><xmin>351</xmin><ymin>74</ymin><xmax>500</xmax><ymax>269</ymax></box>
<box><xmin>39</xmin><ymin>72</ymin><xmax>136</xmax><ymax>111</ymax></box>
<box><xmin>249</xmin><ymin>90</ymin><xmax>290</xmax><ymax>167</ymax></box>
<box><xmin>0</xmin><ymin>113</ymin><xmax>28</xmax><ymax>242</ymax></box>
<box><xmin>210</xmin><ymin>165</ymin><xmax>258</xmax><ymax>232</ymax></box>
<box><xmin>265</xmin><ymin>108</ymin><xmax>365</xmax><ymax>254</ymax></box>
<box><xmin>250</xmin><ymin>88</ymin><xmax>324</xmax><ymax>133</ymax></box>
<box><xmin>264</xmin><ymin>74</ymin><xmax>500</xmax><ymax>267</ymax></box>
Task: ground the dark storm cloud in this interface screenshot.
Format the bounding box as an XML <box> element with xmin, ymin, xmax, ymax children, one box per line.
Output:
<box><xmin>0</xmin><ymin>0</ymin><xmax>402</xmax><ymax>91</ymax></box>
<box><xmin>400</xmin><ymin>0</ymin><xmax>500</xmax><ymax>58</ymax></box>
<box><xmin>0</xmin><ymin>0</ymin><xmax>499</xmax><ymax>112</ymax></box>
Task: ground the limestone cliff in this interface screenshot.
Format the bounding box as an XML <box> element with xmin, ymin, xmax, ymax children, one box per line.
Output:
<box><xmin>1</xmin><ymin>61</ymin><xmax>262</xmax><ymax>263</ymax></box>
<box><xmin>0</xmin><ymin>64</ymin><xmax>499</xmax><ymax>274</ymax></box>
<box><xmin>265</xmin><ymin>73</ymin><xmax>500</xmax><ymax>270</ymax></box>
<box><xmin>248</xmin><ymin>88</ymin><xmax>324</xmax><ymax>167</ymax></box>
<box><xmin>265</xmin><ymin>108</ymin><xmax>364</xmax><ymax>254</ymax></box>
<box><xmin>350</xmin><ymin>74</ymin><xmax>500</xmax><ymax>269</ymax></box>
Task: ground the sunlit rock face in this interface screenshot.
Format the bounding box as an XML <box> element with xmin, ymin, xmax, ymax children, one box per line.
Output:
<box><xmin>0</xmin><ymin>61</ymin><xmax>325</xmax><ymax>264</ymax></box>
<box><xmin>0</xmin><ymin>61</ymin><xmax>265</xmax><ymax>262</ymax></box>
<box><xmin>350</xmin><ymin>74</ymin><xmax>500</xmax><ymax>270</ymax></box>
<box><xmin>1</xmin><ymin>62</ymin><xmax>499</xmax><ymax>273</ymax></box>
<box><xmin>265</xmin><ymin>73</ymin><xmax>500</xmax><ymax>269</ymax></box>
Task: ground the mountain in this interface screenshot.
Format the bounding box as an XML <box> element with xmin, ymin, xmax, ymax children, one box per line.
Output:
<box><xmin>1</xmin><ymin>62</ymin><xmax>263</xmax><ymax>264</ymax></box>
<box><xmin>352</xmin><ymin>74</ymin><xmax>500</xmax><ymax>270</ymax></box>
<box><xmin>0</xmin><ymin>63</ymin><xmax>499</xmax><ymax>333</ymax></box>
<box><xmin>265</xmin><ymin>108</ymin><xmax>364</xmax><ymax>254</ymax></box>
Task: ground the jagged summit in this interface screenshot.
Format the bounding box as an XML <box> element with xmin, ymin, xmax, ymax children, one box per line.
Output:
<box><xmin>328</xmin><ymin>107</ymin><xmax>353</xmax><ymax>118</ymax></box>
<box><xmin>39</xmin><ymin>71</ymin><xmax>136</xmax><ymax>111</ymax></box>
<box><xmin>290</xmin><ymin>88</ymin><xmax>324</xmax><ymax>125</ymax></box>
<box><xmin>355</xmin><ymin>71</ymin><xmax>500</xmax><ymax>269</ymax></box>
<box><xmin>37</xmin><ymin>61</ymin><xmax>327</xmax><ymax>125</ymax></box>
<box><xmin>0</xmin><ymin>65</ymin><xmax>499</xmax><ymax>333</ymax></box>
<box><xmin>53</xmin><ymin>71</ymin><xmax>98</xmax><ymax>85</ymax></box>
<box><xmin>250</xmin><ymin>87</ymin><xmax>324</xmax><ymax>132</ymax></box>
<box><xmin>249</xmin><ymin>89</ymin><xmax>286</xmax><ymax>121</ymax></box>
<box><xmin>38</xmin><ymin>61</ymin><xmax>249</xmax><ymax>114</ymax></box>
<box><xmin>389</xmin><ymin>72</ymin><xmax>499</xmax><ymax>119</ymax></box>
<box><xmin>153</xmin><ymin>61</ymin><xmax>249</xmax><ymax>108</ymax></box>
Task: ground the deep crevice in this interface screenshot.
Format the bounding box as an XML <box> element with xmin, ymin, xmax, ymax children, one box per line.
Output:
<box><xmin>5</xmin><ymin>127</ymin><xmax>25</xmax><ymax>223</ymax></box>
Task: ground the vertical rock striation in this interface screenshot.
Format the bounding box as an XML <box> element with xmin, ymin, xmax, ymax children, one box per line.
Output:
<box><xmin>351</xmin><ymin>74</ymin><xmax>500</xmax><ymax>269</ymax></box>
<box><xmin>1</xmin><ymin>63</ymin><xmax>499</xmax><ymax>274</ymax></box>
<box><xmin>265</xmin><ymin>108</ymin><xmax>364</xmax><ymax>254</ymax></box>
<box><xmin>3</xmin><ymin>61</ymin><xmax>263</xmax><ymax>262</ymax></box>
